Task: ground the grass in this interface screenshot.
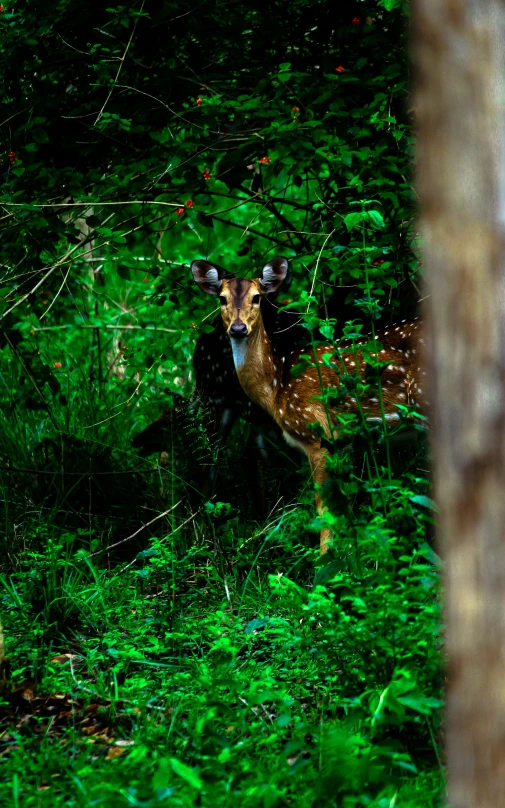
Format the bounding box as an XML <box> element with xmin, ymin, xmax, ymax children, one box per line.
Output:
<box><xmin>0</xmin><ymin>343</ymin><xmax>444</xmax><ymax>808</ymax></box>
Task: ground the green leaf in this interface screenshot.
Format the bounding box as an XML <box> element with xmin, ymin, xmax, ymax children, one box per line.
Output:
<box><xmin>379</xmin><ymin>0</ymin><xmax>403</xmax><ymax>9</ymax></box>
<box><xmin>245</xmin><ymin>617</ymin><xmax>270</xmax><ymax>634</ymax></box>
<box><xmin>319</xmin><ymin>324</ymin><xmax>334</xmax><ymax>340</ymax></box>
<box><xmin>367</xmin><ymin>209</ymin><xmax>385</xmax><ymax>229</ymax></box>
<box><xmin>410</xmin><ymin>494</ymin><xmax>438</xmax><ymax>511</ymax></box>
<box><xmin>169</xmin><ymin>758</ymin><xmax>203</xmax><ymax>790</ymax></box>
<box><xmin>343</xmin><ymin>211</ymin><xmax>365</xmax><ymax>231</ymax></box>
<box><xmin>32</xmin><ymin>129</ymin><xmax>49</xmax><ymax>144</ymax></box>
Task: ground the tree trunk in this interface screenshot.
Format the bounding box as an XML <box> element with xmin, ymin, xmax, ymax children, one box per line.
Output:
<box><xmin>414</xmin><ymin>2</ymin><xmax>505</xmax><ymax>805</ymax></box>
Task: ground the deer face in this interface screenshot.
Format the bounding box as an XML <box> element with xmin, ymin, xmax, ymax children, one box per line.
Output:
<box><xmin>217</xmin><ymin>277</ymin><xmax>263</xmax><ymax>338</ymax></box>
<box><xmin>191</xmin><ymin>257</ymin><xmax>290</xmax><ymax>341</ymax></box>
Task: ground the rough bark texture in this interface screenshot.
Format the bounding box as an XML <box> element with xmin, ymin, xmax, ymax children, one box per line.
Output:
<box><xmin>414</xmin><ymin>2</ymin><xmax>505</xmax><ymax>805</ymax></box>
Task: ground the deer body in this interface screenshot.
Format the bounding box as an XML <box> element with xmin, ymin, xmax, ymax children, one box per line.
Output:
<box><xmin>192</xmin><ymin>257</ymin><xmax>426</xmax><ymax>553</ymax></box>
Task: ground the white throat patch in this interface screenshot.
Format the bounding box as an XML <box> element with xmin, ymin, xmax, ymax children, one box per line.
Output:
<box><xmin>230</xmin><ymin>337</ymin><xmax>249</xmax><ymax>371</ymax></box>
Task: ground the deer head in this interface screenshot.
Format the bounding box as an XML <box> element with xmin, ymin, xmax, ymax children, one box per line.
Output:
<box><xmin>191</xmin><ymin>257</ymin><xmax>290</xmax><ymax>340</ymax></box>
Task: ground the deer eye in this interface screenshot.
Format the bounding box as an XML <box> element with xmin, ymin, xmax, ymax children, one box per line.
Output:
<box><xmin>251</xmin><ymin>294</ymin><xmax>260</xmax><ymax>305</ymax></box>
<box><xmin>219</xmin><ymin>296</ymin><xmax>227</xmax><ymax>305</ymax></box>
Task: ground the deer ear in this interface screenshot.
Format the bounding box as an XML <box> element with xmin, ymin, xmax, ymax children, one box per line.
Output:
<box><xmin>191</xmin><ymin>260</ymin><xmax>224</xmax><ymax>295</ymax></box>
<box><xmin>260</xmin><ymin>257</ymin><xmax>290</xmax><ymax>294</ymax></box>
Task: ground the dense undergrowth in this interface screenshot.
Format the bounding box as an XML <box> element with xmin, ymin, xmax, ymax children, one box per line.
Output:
<box><xmin>0</xmin><ymin>358</ymin><xmax>443</xmax><ymax>807</ymax></box>
<box><xmin>0</xmin><ymin>0</ymin><xmax>445</xmax><ymax>803</ymax></box>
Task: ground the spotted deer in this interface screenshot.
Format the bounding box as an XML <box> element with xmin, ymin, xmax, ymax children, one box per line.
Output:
<box><xmin>133</xmin><ymin>263</ymin><xmax>305</xmax><ymax>514</ymax></box>
<box><xmin>192</xmin><ymin>256</ymin><xmax>426</xmax><ymax>553</ymax></box>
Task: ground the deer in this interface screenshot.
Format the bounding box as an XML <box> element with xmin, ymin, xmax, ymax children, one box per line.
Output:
<box><xmin>191</xmin><ymin>256</ymin><xmax>426</xmax><ymax>554</ymax></box>
<box><xmin>133</xmin><ymin>263</ymin><xmax>306</xmax><ymax>515</ymax></box>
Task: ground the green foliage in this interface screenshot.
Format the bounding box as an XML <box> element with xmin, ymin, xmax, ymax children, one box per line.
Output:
<box><xmin>0</xmin><ymin>1</ymin><xmax>442</xmax><ymax>806</ymax></box>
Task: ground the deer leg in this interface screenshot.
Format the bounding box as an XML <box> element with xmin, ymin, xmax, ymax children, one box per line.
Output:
<box><xmin>306</xmin><ymin>444</ymin><xmax>331</xmax><ymax>554</ymax></box>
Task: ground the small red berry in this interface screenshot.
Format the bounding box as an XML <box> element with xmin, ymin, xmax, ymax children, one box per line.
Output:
<box><xmin>53</xmin><ymin>362</ymin><xmax>62</xmax><ymax>368</ymax></box>
<box><xmin>373</xmin><ymin>261</ymin><xmax>379</xmax><ymax>266</ymax></box>
<box><xmin>143</xmin><ymin>276</ymin><xmax>150</xmax><ymax>282</ymax></box>
<box><xmin>202</xmin><ymin>169</ymin><xmax>212</xmax><ymax>180</ymax></box>
<box><xmin>176</xmin><ymin>207</ymin><xmax>185</xmax><ymax>216</ymax></box>
<box><xmin>186</xmin><ymin>199</ymin><xmax>194</xmax><ymax>208</ymax></box>
<box><xmin>352</xmin><ymin>17</ymin><xmax>360</xmax><ymax>25</ymax></box>
<box><xmin>259</xmin><ymin>156</ymin><xmax>271</xmax><ymax>165</ymax></box>
<box><xmin>190</xmin><ymin>322</ymin><xmax>196</xmax><ymax>330</ymax></box>
<box><xmin>196</xmin><ymin>97</ymin><xmax>203</xmax><ymax>107</ymax></box>
<box><xmin>0</xmin><ymin>5</ymin><xmax>4</xmax><ymax>11</ymax></box>
<box><xmin>335</xmin><ymin>66</ymin><xmax>345</xmax><ymax>73</ymax></box>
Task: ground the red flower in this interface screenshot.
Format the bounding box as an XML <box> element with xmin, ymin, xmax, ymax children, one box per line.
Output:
<box><xmin>0</xmin><ymin>5</ymin><xmax>4</xmax><ymax>11</ymax></box>
<box><xmin>202</xmin><ymin>169</ymin><xmax>212</xmax><ymax>180</ymax></box>
<box><xmin>373</xmin><ymin>261</ymin><xmax>379</xmax><ymax>266</ymax></box>
<box><xmin>352</xmin><ymin>17</ymin><xmax>360</xmax><ymax>25</ymax></box>
<box><xmin>196</xmin><ymin>97</ymin><xmax>203</xmax><ymax>107</ymax></box>
<box><xmin>186</xmin><ymin>199</ymin><xmax>194</xmax><ymax>208</ymax></box>
<box><xmin>53</xmin><ymin>362</ymin><xmax>62</xmax><ymax>368</ymax></box>
<box><xmin>335</xmin><ymin>66</ymin><xmax>345</xmax><ymax>73</ymax></box>
<box><xmin>259</xmin><ymin>156</ymin><xmax>271</xmax><ymax>165</ymax></box>
<box><xmin>8</xmin><ymin>150</ymin><xmax>16</xmax><ymax>163</ymax></box>
<box><xmin>176</xmin><ymin>207</ymin><xmax>185</xmax><ymax>216</ymax></box>
<box><xmin>190</xmin><ymin>322</ymin><xmax>196</xmax><ymax>330</ymax></box>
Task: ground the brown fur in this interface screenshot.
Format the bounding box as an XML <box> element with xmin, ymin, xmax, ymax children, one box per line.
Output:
<box><xmin>194</xmin><ymin>268</ymin><xmax>426</xmax><ymax>553</ymax></box>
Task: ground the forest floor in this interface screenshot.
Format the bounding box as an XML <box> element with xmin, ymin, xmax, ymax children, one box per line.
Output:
<box><xmin>0</xmin><ymin>457</ymin><xmax>444</xmax><ymax>807</ymax></box>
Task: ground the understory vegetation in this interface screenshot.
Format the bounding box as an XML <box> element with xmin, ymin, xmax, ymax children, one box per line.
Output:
<box><xmin>0</xmin><ymin>0</ymin><xmax>444</xmax><ymax>805</ymax></box>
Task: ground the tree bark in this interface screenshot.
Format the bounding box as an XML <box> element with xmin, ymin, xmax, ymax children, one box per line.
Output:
<box><xmin>414</xmin><ymin>2</ymin><xmax>505</xmax><ymax>805</ymax></box>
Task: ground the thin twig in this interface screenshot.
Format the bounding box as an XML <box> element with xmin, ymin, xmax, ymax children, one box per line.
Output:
<box><xmin>0</xmin><ymin>105</ymin><xmax>33</xmax><ymax>129</ymax></box>
<box><xmin>89</xmin><ymin>499</ymin><xmax>184</xmax><ymax>557</ymax></box>
<box><xmin>40</xmin><ymin>264</ymin><xmax>72</xmax><ymax>320</ymax></box>
<box><xmin>31</xmin><ymin>324</ymin><xmax>177</xmax><ymax>334</ymax></box>
<box><xmin>94</xmin><ymin>0</ymin><xmax>146</xmax><ymax>126</ymax></box>
<box><xmin>116</xmin><ymin>508</ymin><xmax>201</xmax><ymax>574</ymax></box>
<box><xmin>307</xmin><ymin>229</ymin><xmax>336</xmax><ymax>311</ymax></box>
<box><xmin>0</xmin><ymin>465</ymin><xmax>180</xmax><ymax>476</ymax></box>
<box><xmin>208</xmin><ymin>192</ymin><xmax>263</xmax><ymax>215</ymax></box>
<box><xmin>0</xmin><ymin>201</ymin><xmax>181</xmax><ymax>210</ymax></box>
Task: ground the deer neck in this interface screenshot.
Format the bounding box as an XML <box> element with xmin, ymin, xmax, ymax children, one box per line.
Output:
<box><xmin>229</xmin><ymin>321</ymin><xmax>278</xmax><ymax>416</ymax></box>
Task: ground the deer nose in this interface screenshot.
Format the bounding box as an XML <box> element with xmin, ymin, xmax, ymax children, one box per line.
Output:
<box><xmin>229</xmin><ymin>321</ymin><xmax>248</xmax><ymax>339</ymax></box>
